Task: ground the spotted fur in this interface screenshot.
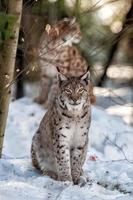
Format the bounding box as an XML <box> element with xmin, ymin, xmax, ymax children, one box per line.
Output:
<box><xmin>35</xmin><ymin>18</ymin><xmax>95</xmax><ymax>106</ymax></box>
<box><xmin>31</xmin><ymin>71</ymin><xmax>91</xmax><ymax>185</ymax></box>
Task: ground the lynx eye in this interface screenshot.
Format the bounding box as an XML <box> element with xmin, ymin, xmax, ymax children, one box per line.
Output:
<box><xmin>77</xmin><ymin>88</ymin><xmax>84</xmax><ymax>94</ymax></box>
<box><xmin>65</xmin><ymin>88</ymin><xmax>72</xmax><ymax>94</ymax></box>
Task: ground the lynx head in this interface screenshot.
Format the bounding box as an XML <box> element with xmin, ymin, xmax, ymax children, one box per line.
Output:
<box><xmin>45</xmin><ymin>17</ymin><xmax>82</xmax><ymax>45</ymax></box>
<box><xmin>57</xmin><ymin>71</ymin><xmax>90</xmax><ymax>112</ymax></box>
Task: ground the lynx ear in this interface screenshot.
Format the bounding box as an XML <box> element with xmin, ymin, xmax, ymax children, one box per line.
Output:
<box><xmin>64</xmin><ymin>17</ymin><xmax>76</xmax><ymax>25</ymax></box>
<box><xmin>70</xmin><ymin>17</ymin><xmax>76</xmax><ymax>25</ymax></box>
<box><xmin>81</xmin><ymin>71</ymin><xmax>90</xmax><ymax>85</ymax></box>
<box><xmin>45</xmin><ymin>24</ymin><xmax>52</xmax><ymax>35</ymax></box>
<box><xmin>57</xmin><ymin>67</ymin><xmax>68</xmax><ymax>82</ymax></box>
<box><xmin>58</xmin><ymin>73</ymin><xmax>68</xmax><ymax>82</ymax></box>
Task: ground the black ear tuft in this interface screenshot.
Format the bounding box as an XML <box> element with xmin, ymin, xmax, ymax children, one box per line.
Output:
<box><xmin>81</xmin><ymin>71</ymin><xmax>90</xmax><ymax>85</ymax></box>
<box><xmin>57</xmin><ymin>72</ymin><xmax>68</xmax><ymax>83</ymax></box>
<box><xmin>70</xmin><ymin>17</ymin><xmax>76</xmax><ymax>25</ymax></box>
<box><xmin>56</xmin><ymin>67</ymin><xmax>60</xmax><ymax>73</ymax></box>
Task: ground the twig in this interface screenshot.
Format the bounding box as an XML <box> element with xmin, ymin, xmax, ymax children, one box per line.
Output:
<box><xmin>104</xmin><ymin>133</ymin><xmax>133</xmax><ymax>164</ymax></box>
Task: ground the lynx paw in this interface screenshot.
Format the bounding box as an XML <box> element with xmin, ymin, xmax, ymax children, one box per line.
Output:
<box><xmin>73</xmin><ymin>175</ymin><xmax>90</xmax><ymax>187</ymax></box>
<box><xmin>42</xmin><ymin>170</ymin><xmax>58</xmax><ymax>180</ymax></box>
<box><xmin>58</xmin><ymin>175</ymin><xmax>72</xmax><ymax>183</ymax></box>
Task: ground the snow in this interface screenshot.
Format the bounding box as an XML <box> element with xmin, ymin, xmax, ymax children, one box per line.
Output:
<box><xmin>94</xmin><ymin>87</ymin><xmax>133</xmax><ymax>125</ymax></box>
<box><xmin>0</xmin><ymin>97</ymin><xmax>133</xmax><ymax>200</ymax></box>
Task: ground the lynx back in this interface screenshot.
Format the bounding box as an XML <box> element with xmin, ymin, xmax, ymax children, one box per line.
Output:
<box><xmin>35</xmin><ymin>18</ymin><xmax>82</xmax><ymax>104</ymax></box>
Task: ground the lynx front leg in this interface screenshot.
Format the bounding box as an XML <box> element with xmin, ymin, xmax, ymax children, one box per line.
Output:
<box><xmin>53</xmin><ymin>136</ymin><xmax>72</xmax><ymax>182</ymax></box>
<box><xmin>71</xmin><ymin>144</ymin><xmax>88</xmax><ymax>185</ymax></box>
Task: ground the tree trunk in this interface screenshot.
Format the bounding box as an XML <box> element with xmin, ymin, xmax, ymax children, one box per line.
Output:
<box><xmin>15</xmin><ymin>47</ymin><xmax>25</xmax><ymax>99</ymax></box>
<box><xmin>16</xmin><ymin>30</ymin><xmax>25</xmax><ymax>99</ymax></box>
<box><xmin>0</xmin><ymin>0</ymin><xmax>23</xmax><ymax>158</ymax></box>
<box><xmin>48</xmin><ymin>1</ymin><xmax>57</xmax><ymax>24</ymax></box>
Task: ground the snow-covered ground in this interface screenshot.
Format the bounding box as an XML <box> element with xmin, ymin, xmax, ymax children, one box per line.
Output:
<box><xmin>0</xmin><ymin>98</ymin><xmax>133</xmax><ymax>200</ymax></box>
<box><xmin>94</xmin><ymin>87</ymin><xmax>133</xmax><ymax>125</ymax></box>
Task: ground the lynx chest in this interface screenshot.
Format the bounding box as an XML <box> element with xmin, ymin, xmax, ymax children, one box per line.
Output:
<box><xmin>59</xmin><ymin>117</ymin><xmax>89</xmax><ymax>148</ymax></box>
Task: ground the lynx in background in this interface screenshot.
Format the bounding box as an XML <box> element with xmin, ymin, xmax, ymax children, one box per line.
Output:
<box><xmin>31</xmin><ymin>70</ymin><xmax>91</xmax><ymax>185</ymax></box>
<box><xmin>35</xmin><ymin>17</ymin><xmax>95</xmax><ymax>106</ymax></box>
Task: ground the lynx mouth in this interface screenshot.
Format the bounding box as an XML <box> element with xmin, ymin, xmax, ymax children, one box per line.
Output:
<box><xmin>69</xmin><ymin>102</ymin><xmax>80</xmax><ymax>106</ymax></box>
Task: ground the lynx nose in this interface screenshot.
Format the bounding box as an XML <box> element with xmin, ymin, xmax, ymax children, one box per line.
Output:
<box><xmin>71</xmin><ymin>97</ymin><xmax>79</xmax><ymax>105</ymax></box>
<box><xmin>72</xmin><ymin>96</ymin><xmax>77</xmax><ymax>103</ymax></box>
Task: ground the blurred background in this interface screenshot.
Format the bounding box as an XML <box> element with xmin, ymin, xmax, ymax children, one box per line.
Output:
<box><xmin>0</xmin><ymin>0</ymin><xmax>133</xmax><ymax>125</ymax></box>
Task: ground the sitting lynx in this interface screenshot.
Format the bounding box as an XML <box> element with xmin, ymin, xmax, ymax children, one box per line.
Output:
<box><xmin>31</xmin><ymin>70</ymin><xmax>91</xmax><ymax>185</ymax></box>
<box><xmin>36</xmin><ymin>17</ymin><xmax>95</xmax><ymax>106</ymax></box>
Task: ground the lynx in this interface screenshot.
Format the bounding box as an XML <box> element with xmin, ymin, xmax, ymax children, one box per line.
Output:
<box><xmin>35</xmin><ymin>17</ymin><xmax>95</xmax><ymax>106</ymax></box>
<box><xmin>31</xmin><ymin>70</ymin><xmax>91</xmax><ymax>185</ymax></box>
